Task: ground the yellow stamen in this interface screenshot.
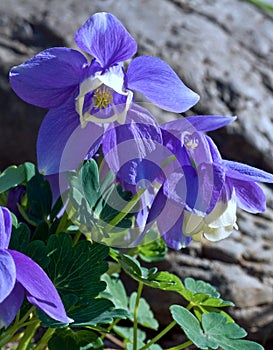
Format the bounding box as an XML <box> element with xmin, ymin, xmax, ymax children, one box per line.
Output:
<box><xmin>186</xmin><ymin>137</ymin><xmax>199</xmax><ymax>151</ymax></box>
<box><xmin>92</xmin><ymin>86</ymin><xmax>113</xmax><ymax>110</ymax></box>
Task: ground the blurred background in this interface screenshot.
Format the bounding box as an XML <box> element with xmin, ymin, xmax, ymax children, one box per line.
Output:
<box><xmin>1</xmin><ymin>0</ymin><xmax>273</xmax><ymax>347</ymax></box>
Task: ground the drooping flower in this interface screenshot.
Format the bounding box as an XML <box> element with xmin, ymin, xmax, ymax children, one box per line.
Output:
<box><xmin>9</xmin><ymin>12</ymin><xmax>199</xmax><ymax>176</ymax></box>
<box><xmin>145</xmin><ymin>115</ymin><xmax>273</xmax><ymax>249</ymax></box>
<box><xmin>0</xmin><ymin>207</ymin><xmax>71</xmax><ymax>328</ymax></box>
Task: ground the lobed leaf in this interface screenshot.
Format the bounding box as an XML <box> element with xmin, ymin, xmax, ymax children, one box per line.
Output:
<box><xmin>0</xmin><ymin>162</ymin><xmax>35</xmax><ymax>193</ymax></box>
<box><xmin>48</xmin><ymin>328</ymin><xmax>103</xmax><ymax>350</ymax></box>
<box><xmin>171</xmin><ymin>305</ymin><xmax>264</xmax><ymax>350</ymax></box>
<box><xmin>46</xmin><ymin>233</ymin><xmax>109</xmax><ymax>298</ymax></box>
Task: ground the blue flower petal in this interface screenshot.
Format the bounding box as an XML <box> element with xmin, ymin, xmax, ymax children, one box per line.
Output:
<box><xmin>146</xmin><ymin>187</ymin><xmax>167</xmax><ymax>229</ymax></box>
<box><xmin>37</xmin><ymin>97</ymin><xmax>103</xmax><ymax>175</ymax></box>
<box><xmin>10</xmin><ymin>48</ymin><xmax>87</xmax><ymax>108</ymax></box>
<box><xmin>9</xmin><ymin>250</ymin><xmax>71</xmax><ymax>324</ymax></box>
<box><xmin>127</xmin><ymin>56</ymin><xmax>199</xmax><ymax>112</ymax></box>
<box><xmin>0</xmin><ymin>282</ymin><xmax>24</xmax><ymax>329</ymax></box>
<box><xmin>228</xmin><ymin>178</ymin><xmax>266</xmax><ymax>213</ymax></box>
<box><xmin>0</xmin><ymin>207</ymin><xmax>12</xmax><ymax>249</ymax></box>
<box><xmin>147</xmin><ymin>187</ymin><xmax>191</xmax><ymax>249</ymax></box>
<box><xmin>195</xmin><ymin>163</ymin><xmax>225</xmax><ymax>215</ymax></box>
<box><xmin>160</xmin><ymin>210</ymin><xmax>191</xmax><ymax>250</ymax></box>
<box><xmin>75</xmin><ymin>12</ymin><xmax>137</xmax><ymax>68</ymax></box>
<box><xmin>223</xmin><ymin>160</ymin><xmax>273</xmax><ymax>183</ymax></box>
<box><xmin>102</xmin><ymin>104</ymin><xmax>162</xmax><ymax>184</ymax></box>
<box><xmin>206</xmin><ymin>136</ymin><xmax>222</xmax><ymax>162</ymax></box>
<box><xmin>161</xmin><ymin>115</ymin><xmax>236</xmax><ymax>134</ymax></box>
<box><xmin>0</xmin><ymin>250</ymin><xmax>16</xmax><ymax>303</ymax></box>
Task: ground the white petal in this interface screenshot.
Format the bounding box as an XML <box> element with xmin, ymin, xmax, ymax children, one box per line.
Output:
<box><xmin>183</xmin><ymin>210</ymin><xmax>204</xmax><ymax>236</ymax></box>
<box><xmin>98</xmin><ymin>64</ymin><xmax>126</xmax><ymax>95</ymax></box>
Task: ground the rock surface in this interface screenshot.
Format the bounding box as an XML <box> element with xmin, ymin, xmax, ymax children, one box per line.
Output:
<box><xmin>1</xmin><ymin>0</ymin><xmax>273</xmax><ymax>346</ymax></box>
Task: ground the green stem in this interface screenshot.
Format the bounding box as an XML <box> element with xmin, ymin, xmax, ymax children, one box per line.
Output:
<box><xmin>101</xmin><ymin>318</ymin><xmax>121</xmax><ymax>340</ymax></box>
<box><xmin>56</xmin><ymin>202</ymin><xmax>72</xmax><ymax>233</ymax></box>
<box><xmin>166</xmin><ymin>340</ymin><xmax>193</xmax><ymax>350</ymax></box>
<box><xmin>19</xmin><ymin>306</ymin><xmax>36</xmax><ymax>325</ymax></box>
<box><xmin>139</xmin><ymin>320</ymin><xmax>177</xmax><ymax>350</ymax></box>
<box><xmin>0</xmin><ymin>306</ymin><xmax>36</xmax><ymax>348</ymax></box>
<box><xmin>16</xmin><ymin>319</ymin><xmax>40</xmax><ymax>350</ymax></box>
<box><xmin>72</xmin><ymin>230</ymin><xmax>82</xmax><ymax>246</ymax></box>
<box><xmin>133</xmin><ymin>281</ymin><xmax>144</xmax><ymax>350</ymax></box>
<box><xmin>33</xmin><ymin>328</ymin><xmax>56</xmax><ymax>350</ymax></box>
<box><xmin>107</xmin><ymin>188</ymin><xmax>146</xmax><ymax>231</ymax></box>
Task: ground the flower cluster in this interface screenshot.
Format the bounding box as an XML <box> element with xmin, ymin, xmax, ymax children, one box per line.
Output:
<box><xmin>9</xmin><ymin>11</ymin><xmax>273</xmax><ymax>251</ymax></box>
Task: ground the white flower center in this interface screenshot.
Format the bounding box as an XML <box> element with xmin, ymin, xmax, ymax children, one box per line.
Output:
<box><xmin>75</xmin><ymin>64</ymin><xmax>133</xmax><ymax>127</ymax></box>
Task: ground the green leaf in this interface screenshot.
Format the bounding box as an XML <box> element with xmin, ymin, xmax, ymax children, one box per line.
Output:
<box><xmin>201</xmin><ymin>313</ymin><xmax>264</xmax><ymax>350</ymax></box>
<box><xmin>71</xmin><ymin>298</ymin><xmax>129</xmax><ymax>326</ymax></box>
<box><xmin>184</xmin><ymin>277</ymin><xmax>234</xmax><ymax>307</ymax></box>
<box><xmin>171</xmin><ymin>306</ymin><xmax>264</xmax><ymax>350</ymax></box>
<box><xmin>25</xmin><ymin>170</ymin><xmax>52</xmax><ymax>223</ymax></box>
<box><xmin>9</xmin><ymin>223</ymin><xmax>30</xmax><ymax>252</ymax></box>
<box><xmin>0</xmin><ymin>162</ymin><xmax>35</xmax><ymax>193</ymax></box>
<box><xmin>68</xmin><ymin>162</ymin><xmax>135</xmax><ymax>242</ymax></box>
<box><xmin>114</xmin><ymin>326</ymin><xmax>146</xmax><ymax>346</ymax></box>
<box><xmin>32</xmin><ymin>221</ymin><xmax>50</xmax><ymax>241</ymax></box>
<box><xmin>46</xmin><ymin>233</ymin><xmax>109</xmax><ymax>298</ymax></box>
<box><xmin>48</xmin><ymin>328</ymin><xmax>103</xmax><ymax>350</ymax></box>
<box><xmin>185</xmin><ymin>277</ymin><xmax>220</xmax><ymax>297</ymax></box>
<box><xmin>9</xmin><ymin>223</ymin><xmax>49</xmax><ymax>268</ymax></box>
<box><xmin>81</xmin><ymin>159</ymin><xmax>100</xmax><ymax>209</ymax></box>
<box><xmin>119</xmin><ymin>255</ymin><xmax>185</xmax><ymax>294</ymax></box>
<box><xmin>100</xmin><ymin>274</ymin><xmax>128</xmax><ymax>309</ymax></box>
<box><xmin>129</xmin><ymin>293</ymin><xmax>158</xmax><ymax>330</ymax></box>
<box><xmin>138</xmin><ymin>235</ymin><xmax>167</xmax><ymax>262</ymax></box>
<box><xmin>170</xmin><ymin>305</ymin><xmax>217</xmax><ymax>349</ymax></box>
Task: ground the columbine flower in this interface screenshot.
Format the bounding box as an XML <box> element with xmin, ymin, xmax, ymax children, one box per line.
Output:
<box><xmin>145</xmin><ymin>115</ymin><xmax>273</xmax><ymax>249</ymax></box>
<box><xmin>0</xmin><ymin>207</ymin><xmax>71</xmax><ymax>328</ymax></box>
<box><xmin>9</xmin><ymin>12</ymin><xmax>199</xmax><ymax>176</ymax></box>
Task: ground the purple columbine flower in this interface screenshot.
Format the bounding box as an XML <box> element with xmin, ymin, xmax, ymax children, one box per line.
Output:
<box><xmin>0</xmin><ymin>207</ymin><xmax>71</xmax><ymax>328</ymax></box>
<box><xmin>9</xmin><ymin>12</ymin><xmax>199</xmax><ymax>176</ymax></box>
<box><xmin>146</xmin><ymin>115</ymin><xmax>273</xmax><ymax>249</ymax></box>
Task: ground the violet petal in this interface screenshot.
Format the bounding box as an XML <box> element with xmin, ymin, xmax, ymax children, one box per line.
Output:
<box><xmin>0</xmin><ymin>282</ymin><xmax>24</xmax><ymax>329</ymax></box>
<box><xmin>127</xmin><ymin>56</ymin><xmax>199</xmax><ymax>112</ymax></box>
<box><xmin>0</xmin><ymin>250</ymin><xmax>16</xmax><ymax>303</ymax></box>
<box><xmin>223</xmin><ymin>160</ymin><xmax>273</xmax><ymax>183</ymax></box>
<box><xmin>75</xmin><ymin>12</ymin><xmax>137</xmax><ymax>68</ymax></box>
<box><xmin>228</xmin><ymin>178</ymin><xmax>266</xmax><ymax>213</ymax></box>
<box><xmin>9</xmin><ymin>250</ymin><xmax>71</xmax><ymax>324</ymax></box>
<box><xmin>0</xmin><ymin>207</ymin><xmax>12</xmax><ymax>249</ymax></box>
<box><xmin>10</xmin><ymin>48</ymin><xmax>86</xmax><ymax>108</ymax></box>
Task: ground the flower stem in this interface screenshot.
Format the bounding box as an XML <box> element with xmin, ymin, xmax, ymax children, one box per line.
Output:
<box><xmin>138</xmin><ymin>320</ymin><xmax>177</xmax><ymax>350</ymax></box>
<box><xmin>107</xmin><ymin>188</ymin><xmax>146</xmax><ymax>231</ymax></box>
<box><xmin>166</xmin><ymin>340</ymin><xmax>193</xmax><ymax>350</ymax></box>
<box><xmin>72</xmin><ymin>229</ymin><xmax>82</xmax><ymax>246</ymax></box>
<box><xmin>101</xmin><ymin>318</ymin><xmax>121</xmax><ymax>340</ymax></box>
<box><xmin>0</xmin><ymin>306</ymin><xmax>36</xmax><ymax>348</ymax></box>
<box><xmin>33</xmin><ymin>328</ymin><xmax>56</xmax><ymax>350</ymax></box>
<box><xmin>16</xmin><ymin>318</ymin><xmax>40</xmax><ymax>350</ymax></box>
<box><xmin>133</xmin><ymin>281</ymin><xmax>144</xmax><ymax>350</ymax></box>
<box><xmin>56</xmin><ymin>202</ymin><xmax>72</xmax><ymax>233</ymax></box>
